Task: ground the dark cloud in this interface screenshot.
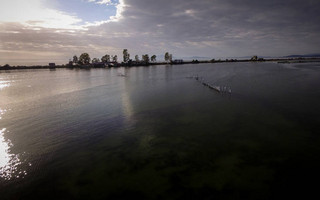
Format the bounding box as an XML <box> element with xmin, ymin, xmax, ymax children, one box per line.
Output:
<box><xmin>100</xmin><ymin>0</ymin><xmax>320</xmax><ymax>58</ymax></box>
<box><xmin>1</xmin><ymin>0</ymin><xmax>320</xmax><ymax>65</ymax></box>
<box><xmin>117</xmin><ymin>0</ymin><xmax>320</xmax><ymax>44</ymax></box>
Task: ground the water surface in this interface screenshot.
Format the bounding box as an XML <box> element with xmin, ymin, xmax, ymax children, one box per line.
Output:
<box><xmin>1</xmin><ymin>63</ymin><xmax>320</xmax><ymax>199</ymax></box>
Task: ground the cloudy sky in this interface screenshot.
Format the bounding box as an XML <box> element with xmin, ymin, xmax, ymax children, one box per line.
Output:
<box><xmin>1</xmin><ymin>0</ymin><xmax>320</xmax><ymax>65</ymax></box>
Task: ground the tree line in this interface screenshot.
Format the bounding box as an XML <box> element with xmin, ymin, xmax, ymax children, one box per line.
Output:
<box><xmin>70</xmin><ymin>49</ymin><xmax>173</xmax><ymax>66</ymax></box>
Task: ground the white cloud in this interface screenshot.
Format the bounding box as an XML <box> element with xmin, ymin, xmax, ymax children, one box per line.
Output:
<box><xmin>86</xmin><ymin>0</ymin><xmax>115</xmax><ymax>5</ymax></box>
<box><xmin>97</xmin><ymin>0</ymin><xmax>113</xmax><ymax>5</ymax></box>
<box><xmin>108</xmin><ymin>0</ymin><xmax>125</xmax><ymax>21</ymax></box>
<box><xmin>0</xmin><ymin>0</ymin><xmax>126</xmax><ymax>30</ymax></box>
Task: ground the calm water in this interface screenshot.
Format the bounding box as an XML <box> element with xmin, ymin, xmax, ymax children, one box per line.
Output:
<box><xmin>0</xmin><ymin>63</ymin><xmax>320</xmax><ymax>199</ymax></box>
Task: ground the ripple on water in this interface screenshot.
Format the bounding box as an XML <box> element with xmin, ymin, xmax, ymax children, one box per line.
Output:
<box><xmin>0</xmin><ymin>80</ymin><xmax>11</xmax><ymax>90</ymax></box>
<box><xmin>0</xmin><ymin>128</ymin><xmax>27</xmax><ymax>181</ymax></box>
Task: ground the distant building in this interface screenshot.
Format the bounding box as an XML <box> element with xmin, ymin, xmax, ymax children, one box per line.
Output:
<box><xmin>250</xmin><ymin>56</ymin><xmax>258</xmax><ymax>61</ymax></box>
<box><xmin>49</xmin><ymin>63</ymin><xmax>56</xmax><ymax>68</ymax></box>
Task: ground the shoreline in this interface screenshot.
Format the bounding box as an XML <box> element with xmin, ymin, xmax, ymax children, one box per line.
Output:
<box><xmin>1</xmin><ymin>57</ymin><xmax>320</xmax><ymax>71</ymax></box>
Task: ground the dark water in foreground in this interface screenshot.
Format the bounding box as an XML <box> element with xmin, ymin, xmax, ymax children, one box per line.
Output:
<box><xmin>0</xmin><ymin>62</ymin><xmax>320</xmax><ymax>199</ymax></box>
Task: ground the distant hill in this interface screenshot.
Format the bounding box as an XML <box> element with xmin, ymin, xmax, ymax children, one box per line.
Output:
<box><xmin>284</xmin><ymin>54</ymin><xmax>320</xmax><ymax>58</ymax></box>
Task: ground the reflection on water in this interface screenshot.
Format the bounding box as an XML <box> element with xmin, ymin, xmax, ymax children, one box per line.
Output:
<box><xmin>0</xmin><ymin>81</ymin><xmax>11</xmax><ymax>90</ymax></box>
<box><xmin>121</xmin><ymin>91</ymin><xmax>134</xmax><ymax>119</ymax></box>
<box><xmin>0</xmin><ymin>108</ymin><xmax>6</xmax><ymax>120</ymax></box>
<box><xmin>1</xmin><ymin>64</ymin><xmax>320</xmax><ymax>199</ymax></box>
<box><xmin>0</xmin><ymin>128</ymin><xmax>25</xmax><ymax>180</ymax></box>
<box><xmin>0</xmin><ymin>78</ymin><xmax>21</xmax><ymax>180</ymax></box>
<box><xmin>120</xmin><ymin>71</ymin><xmax>134</xmax><ymax>120</ymax></box>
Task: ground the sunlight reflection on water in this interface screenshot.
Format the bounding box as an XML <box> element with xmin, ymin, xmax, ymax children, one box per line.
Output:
<box><xmin>1</xmin><ymin>78</ymin><xmax>23</xmax><ymax>180</ymax></box>
<box><xmin>0</xmin><ymin>81</ymin><xmax>11</xmax><ymax>90</ymax></box>
<box><xmin>0</xmin><ymin>128</ymin><xmax>24</xmax><ymax>180</ymax></box>
<box><xmin>0</xmin><ymin>127</ymin><xmax>29</xmax><ymax>181</ymax></box>
<box><xmin>0</xmin><ymin>109</ymin><xmax>6</xmax><ymax>120</ymax></box>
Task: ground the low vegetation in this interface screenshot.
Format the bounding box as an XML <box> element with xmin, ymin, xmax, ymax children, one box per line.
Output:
<box><xmin>2</xmin><ymin>49</ymin><xmax>319</xmax><ymax>70</ymax></box>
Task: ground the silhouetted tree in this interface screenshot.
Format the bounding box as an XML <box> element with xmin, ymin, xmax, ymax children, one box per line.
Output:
<box><xmin>112</xmin><ymin>55</ymin><xmax>118</xmax><ymax>62</ymax></box>
<box><xmin>73</xmin><ymin>55</ymin><xmax>78</xmax><ymax>64</ymax></box>
<box><xmin>79</xmin><ymin>53</ymin><xmax>91</xmax><ymax>65</ymax></box>
<box><xmin>142</xmin><ymin>54</ymin><xmax>150</xmax><ymax>63</ymax></box>
<box><xmin>151</xmin><ymin>55</ymin><xmax>157</xmax><ymax>62</ymax></box>
<box><xmin>101</xmin><ymin>54</ymin><xmax>110</xmax><ymax>63</ymax></box>
<box><xmin>123</xmin><ymin>49</ymin><xmax>130</xmax><ymax>63</ymax></box>
<box><xmin>169</xmin><ymin>54</ymin><xmax>173</xmax><ymax>62</ymax></box>
<box><xmin>165</xmin><ymin>52</ymin><xmax>170</xmax><ymax>63</ymax></box>
<box><xmin>135</xmin><ymin>55</ymin><xmax>140</xmax><ymax>62</ymax></box>
<box><xmin>92</xmin><ymin>58</ymin><xmax>100</xmax><ymax>63</ymax></box>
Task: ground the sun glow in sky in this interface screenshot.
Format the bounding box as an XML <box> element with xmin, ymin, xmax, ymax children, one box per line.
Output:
<box><xmin>0</xmin><ymin>0</ymin><xmax>119</xmax><ymax>29</ymax></box>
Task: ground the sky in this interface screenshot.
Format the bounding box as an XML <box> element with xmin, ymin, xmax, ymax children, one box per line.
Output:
<box><xmin>1</xmin><ymin>0</ymin><xmax>320</xmax><ymax>65</ymax></box>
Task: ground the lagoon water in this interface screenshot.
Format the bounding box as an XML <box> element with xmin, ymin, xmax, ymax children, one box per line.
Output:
<box><xmin>1</xmin><ymin>62</ymin><xmax>320</xmax><ymax>199</ymax></box>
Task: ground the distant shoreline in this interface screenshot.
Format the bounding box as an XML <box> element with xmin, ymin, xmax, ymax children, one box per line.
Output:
<box><xmin>1</xmin><ymin>57</ymin><xmax>320</xmax><ymax>71</ymax></box>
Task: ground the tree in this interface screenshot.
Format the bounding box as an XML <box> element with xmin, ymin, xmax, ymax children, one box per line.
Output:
<box><xmin>73</xmin><ymin>55</ymin><xmax>78</xmax><ymax>64</ymax></box>
<box><xmin>92</xmin><ymin>58</ymin><xmax>100</xmax><ymax>63</ymax></box>
<box><xmin>164</xmin><ymin>52</ymin><xmax>169</xmax><ymax>63</ymax></box>
<box><xmin>79</xmin><ymin>53</ymin><xmax>91</xmax><ymax>65</ymax></box>
<box><xmin>135</xmin><ymin>55</ymin><xmax>140</xmax><ymax>62</ymax></box>
<box><xmin>169</xmin><ymin>54</ymin><xmax>173</xmax><ymax>62</ymax></box>
<box><xmin>151</xmin><ymin>55</ymin><xmax>156</xmax><ymax>62</ymax></box>
<box><xmin>123</xmin><ymin>49</ymin><xmax>130</xmax><ymax>63</ymax></box>
<box><xmin>142</xmin><ymin>54</ymin><xmax>150</xmax><ymax>63</ymax></box>
<box><xmin>101</xmin><ymin>54</ymin><xmax>110</xmax><ymax>63</ymax></box>
<box><xmin>112</xmin><ymin>55</ymin><xmax>118</xmax><ymax>62</ymax></box>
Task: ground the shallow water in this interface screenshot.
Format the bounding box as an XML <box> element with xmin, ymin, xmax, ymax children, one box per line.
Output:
<box><xmin>1</xmin><ymin>63</ymin><xmax>320</xmax><ymax>199</ymax></box>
